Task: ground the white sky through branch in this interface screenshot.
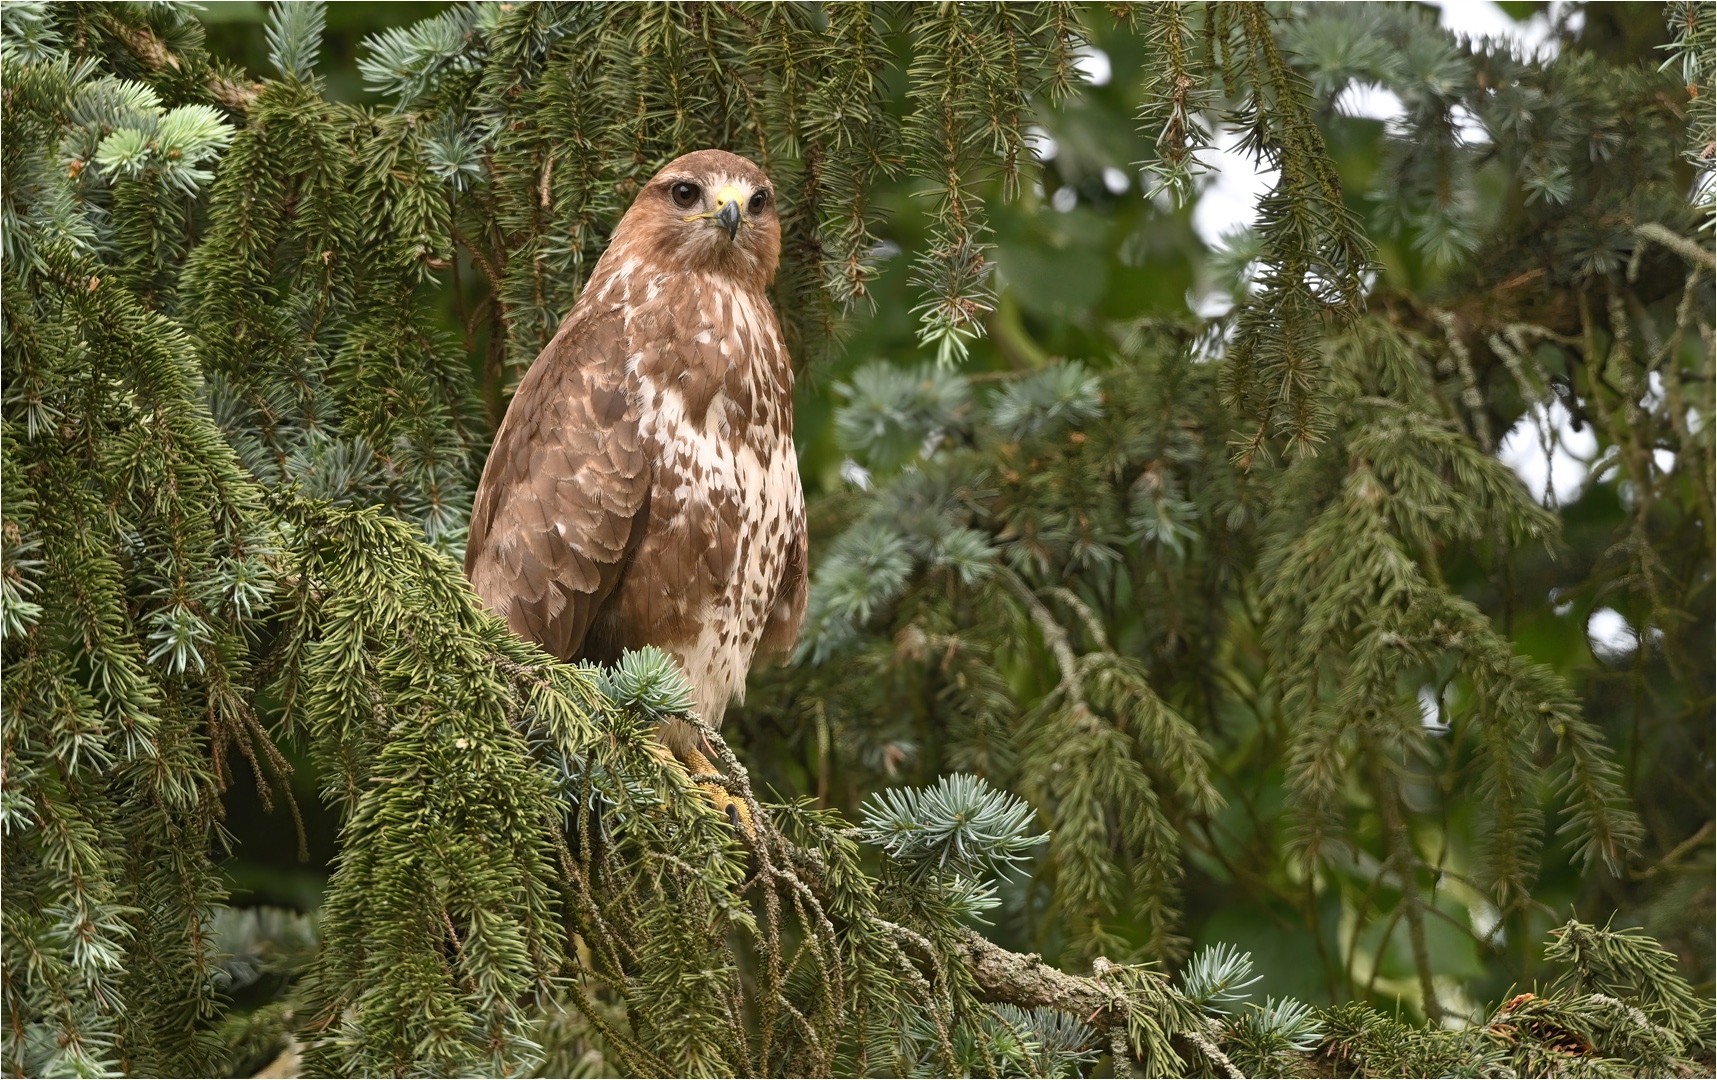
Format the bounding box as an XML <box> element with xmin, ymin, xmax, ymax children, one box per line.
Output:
<box><xmin>1185</xmin><ymin>0</ymin><xmax>1596</xmax><ymax>501</ymax></box>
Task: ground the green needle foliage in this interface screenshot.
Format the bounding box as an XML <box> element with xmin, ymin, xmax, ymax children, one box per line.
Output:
<box><xmin>1</xmin><ymin>2</ymin><xmax>1710</xmax><ymax>1078</ymax></box>
<box><xmin>734</xmin><ymin>0</ymin><xmax>1714</xmax><ymax>1059</ymax></box>
<box><xmin>859</xmin><ymin>771</ymin><xmax>1046</xmax><ymax>882</ymax></box>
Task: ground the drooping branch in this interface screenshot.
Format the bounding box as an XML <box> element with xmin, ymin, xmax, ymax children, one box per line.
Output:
<box><xmin>997</xmin><ymin>565</ymin><xmax>1084</xmax><ymax>707</ymax></box>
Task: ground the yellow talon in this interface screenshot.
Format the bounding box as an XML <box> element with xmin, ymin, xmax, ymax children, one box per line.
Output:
<box><xmin>681</xmin><ymin>747</ymin><xmax>753</xmax><ymax>834</ymax></box>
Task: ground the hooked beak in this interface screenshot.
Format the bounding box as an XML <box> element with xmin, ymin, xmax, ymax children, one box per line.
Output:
<box><xmin>714</xmin><ymin>196</ymin><xmax>742</xmax><ymax>241</ymax></box>
<box><xmin>710</xmin><ymin>187</ymin><xmax>745</xmax><ymax>242</ymax></box>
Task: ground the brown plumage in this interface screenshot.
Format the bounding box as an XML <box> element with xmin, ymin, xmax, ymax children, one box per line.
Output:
<box><xmin>466</xmin><ymin>149</ymin><xmax>807</xmax><ymax>756</ymax></box>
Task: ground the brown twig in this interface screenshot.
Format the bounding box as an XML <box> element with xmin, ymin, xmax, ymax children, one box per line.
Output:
<box><xmin>108</xmin><ymin>18</ymin><xmax>261</xmax><ymax>113</ymax></box>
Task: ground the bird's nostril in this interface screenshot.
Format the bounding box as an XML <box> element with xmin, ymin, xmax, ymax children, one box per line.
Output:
<box><xmin>715</xmin><ymin>200</ymin><xmax>742</xmax><ymax>239</ymax></box>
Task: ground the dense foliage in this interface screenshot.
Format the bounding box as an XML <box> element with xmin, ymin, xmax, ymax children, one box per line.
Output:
<box><xmin>1</xmin><ymin>2</ymin><xmax>1711</xmax><ymax>1078</ymax></box>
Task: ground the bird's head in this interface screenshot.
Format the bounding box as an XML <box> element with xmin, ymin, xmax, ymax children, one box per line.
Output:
<box><xmin>619</xmin><ymin>149</ymin><xmax>780</xmax><ymax>286</ymax></box>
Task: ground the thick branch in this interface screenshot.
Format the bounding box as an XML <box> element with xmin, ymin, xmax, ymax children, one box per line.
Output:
<box><xmin>957</xmin><ymin>930</ymin><xmax>1246</xmax><ymax>1074</ymax></box>
<box><xmin>957</xmin><ymin>928</ymin><xmax>1116</xmax><ymax>1017</ymax></box>
<box><xmin>1637</xmin><ymin>222</ymin><xmax>1716</xmax><ymax>269</ymax></box>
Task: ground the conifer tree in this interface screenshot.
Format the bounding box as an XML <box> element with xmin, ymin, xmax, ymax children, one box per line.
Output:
<box><xmin>2</xmin><ymin>2</ymin><xmax>1710</xmax><ymax>1078</ymax></box>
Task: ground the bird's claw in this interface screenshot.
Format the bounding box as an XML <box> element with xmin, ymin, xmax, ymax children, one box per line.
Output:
<box><xmin>681</xmin><ymin>747</ymin><xmax>754</xmax><ymax>836</ymax></box>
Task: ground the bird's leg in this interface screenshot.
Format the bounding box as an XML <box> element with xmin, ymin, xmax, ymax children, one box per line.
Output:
<box><xmin>679</xmin><ymin>744</ymin><xmax>753</xmax><ymax>834</ymax></box>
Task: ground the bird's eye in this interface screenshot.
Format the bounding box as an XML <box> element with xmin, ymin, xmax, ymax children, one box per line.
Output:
<box><xmin>747</xmin><ymin>189</ymin><xmax>770</xmax><ymax>215</ymax></box>
<box><xmin>670</xmin><ymin>182</ymin><xmax>701</xmax><ymax>209</ymax></box>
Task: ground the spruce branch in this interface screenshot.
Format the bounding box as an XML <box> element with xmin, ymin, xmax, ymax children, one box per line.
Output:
<box><xmin>264</xmin><ymin>2</ymin><xmax>326</xmax><ymax>83</ymax></box>
<box><xmin>858</xmin><ymin>772</ymin><xmax>1045</xmax><ymax>881</ymax></box>
<box><xmin>1178</xmin><ymin>943</ymin><xmax>1261</xmax><ymax>1013</ymax></box>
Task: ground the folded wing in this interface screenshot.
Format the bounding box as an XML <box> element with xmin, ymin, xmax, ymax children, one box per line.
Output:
<box><xmin>465</xmin><ymin>312</ymin><xmax>649</xmax><ymax>660</ymax></box>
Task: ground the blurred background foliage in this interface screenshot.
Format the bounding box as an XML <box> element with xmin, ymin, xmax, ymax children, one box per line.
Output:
<box><xmin>185</xmin><ymin>0</ymin><xmax>1712</xmax><ymax>1034</ymax></box>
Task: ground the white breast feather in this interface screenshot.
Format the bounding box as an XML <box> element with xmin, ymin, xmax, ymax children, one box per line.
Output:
<box><xmin>631</xmin><ymin>283</ymin><xmax>801</xmax><ymax>725</ymax></box>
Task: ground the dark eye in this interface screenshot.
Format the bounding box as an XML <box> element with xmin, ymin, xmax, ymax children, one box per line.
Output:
<box><xmin>670</xmin><ymin>181</ymin><xmax>701</xmax><ymax>209</ymax></box>
<box><xmin>747</xmin><ymin>189</ymin><xmax>770</xmax><ymax>215</ymax></box>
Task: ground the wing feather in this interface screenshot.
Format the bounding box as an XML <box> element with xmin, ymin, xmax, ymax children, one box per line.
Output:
<box><xmin>465</xmin><ymin>308</ymin><xmax>649</xmax><ymax>660</ymax></box>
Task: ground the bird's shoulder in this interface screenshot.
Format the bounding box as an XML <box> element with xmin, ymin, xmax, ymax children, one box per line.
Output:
<box><xmin>473</xmin><ymin>303</ymin><xmax>637</xmax><ymax>512</ymax></box>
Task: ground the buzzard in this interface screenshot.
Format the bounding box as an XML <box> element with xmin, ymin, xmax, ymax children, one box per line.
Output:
<box><xmin>465</xmin><ymin>150</ymin><xmax>807</xmax><ymax>823</ymax></box>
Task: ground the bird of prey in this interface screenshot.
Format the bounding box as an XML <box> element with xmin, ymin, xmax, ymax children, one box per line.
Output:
<box><xmin>465</xmin><ymin>149</ymin><xmax>807</xmax><ymax>824</ymax></box>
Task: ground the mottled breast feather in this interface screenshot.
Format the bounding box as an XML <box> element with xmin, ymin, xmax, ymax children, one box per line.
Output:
<box><xmin>464</xmin><ymin>148</ymin><xmax>809</xmax><ymax>730</ymax></box>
